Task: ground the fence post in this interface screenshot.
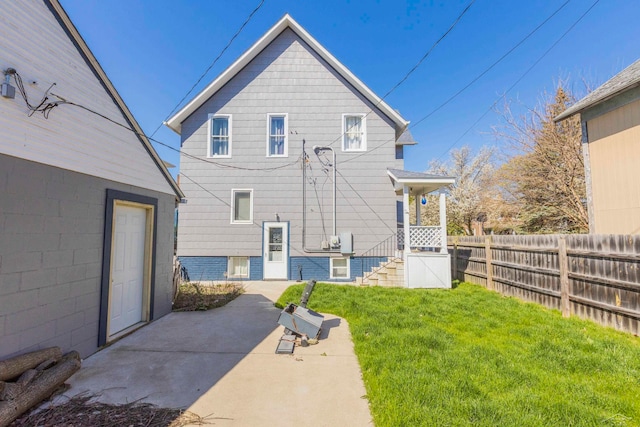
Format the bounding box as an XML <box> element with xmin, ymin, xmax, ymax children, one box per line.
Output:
<box><xmin>558</xmin><ymin>235</ymin><xmax>570</xmax><ymax>318</ymax></box>
<box><xmin>485</xmin><ymin>236</ymin><xmax>493</xmax><ymax>290</ymax></box>
<box><xmin>452</xmin><ymin>236</ymin><xmax>458</xmax><ymax>281</ymax></box>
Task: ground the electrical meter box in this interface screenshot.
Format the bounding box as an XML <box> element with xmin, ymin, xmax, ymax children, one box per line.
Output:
<box><xmin>340</xmin><ymin>232</ymin><xmax>353</xmax><ymax>255</ymax></box>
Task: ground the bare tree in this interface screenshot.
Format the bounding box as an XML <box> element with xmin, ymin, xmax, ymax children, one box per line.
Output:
<box><xmin>427</xmin><ymin>146</ymin><xmax>499</xmax><ymax>235</ymax></box>
<box><xmin>495</xmin><ymin>85</ymin><xmax>588</xmax><ymax>233</ymax></box>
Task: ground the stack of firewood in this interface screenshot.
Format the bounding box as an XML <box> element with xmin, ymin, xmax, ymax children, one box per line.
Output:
<box><xmin>0</xmin><ymin>347</ymin><xmax>81</xmax><ymax>427</ymax></box>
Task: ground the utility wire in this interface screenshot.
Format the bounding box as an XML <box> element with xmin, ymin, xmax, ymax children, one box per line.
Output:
<box><xmin>433</xmin><ymin>0</ymin><xmax>601</xmax><ymax>162</ymax></box>
<box><xmin>325</xmin><ymin>0</ymin><xmax>476</xmax><ymax>149</ymax></box>
<box><xmin>50</xmin><ymin>92</ymin><xmax>301</xmax><ymax>172</ymax></box>
<box><xmin>411</xmin><ymin>0</ymin><xmax>571</xmax><ymax>130</ymax></box>
<box><xmin>341</xmin><ymin>0</ymin><xmax>575</xmax><ymax>166</ymax></box>
<box><xmin>336</xmin><ymin>170</ymin><xmax>397</xmax><ymax>234</ymax></box>
<box><xmin>148</xmin><ymin>0</ymin><xmax>266</xmax><ymax>139</ymax></box>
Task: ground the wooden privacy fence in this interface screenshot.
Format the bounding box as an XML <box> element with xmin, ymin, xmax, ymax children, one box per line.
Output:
<box><xmin>448</xmin><ymin>234</ymin><xmax>640</xmax><ymax>335</ymax></box>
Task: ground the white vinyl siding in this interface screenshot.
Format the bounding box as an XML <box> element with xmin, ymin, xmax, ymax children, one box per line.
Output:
<box><xmin>228</xmin><ymin>256</ymin><xmax>249</xmax><ymax>278</ymax></box>
<box><xmin>330</xmin><ymin>257</ymin><xmax>350</xmax><ymax>279</ymax></box>
<box><xmin>208</xmin><ymin>114</ymin><xmax>231</xmax><ymax>157</ymax></box>
<box><xmin>231</xmin><ymin>189</ymin><xmax>253</xmax><ymax>224</ymax></box>
<box><xmin>267</xmin><ymin>114</ymin><xmax>288</xmax><ymax>157</ymax></box>
<box><xmin>342</xmin><ymin>114</ymin><xmax>366</xmax><ymax>152</ymax></box>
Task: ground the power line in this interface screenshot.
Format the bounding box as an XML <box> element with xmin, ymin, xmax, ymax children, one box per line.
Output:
<box><xmin>433</xmin><ymin>0</ymin><xmax>601</xmax><ymax>163</ymax></box>
<box><xmin>380</xmin><ymin>0</ymin><xmax>476</xmax><ymax>102</ymax></box>
<box><xmin>342</xmin><ymin>0</ymin><xmax>574</xmax><ymax>166</ymax></box>
<box><xmin>148</xmin><ymin>0</ymin><xmax>266</xmax><ymax>139</ymax></box>
<box><xmin>325</xmin><ymin>0</ymin><xmax>476</xmax><ymax>150</ymax></box>
<box><xmin>49</xmin><ymin>93</ymin><xmax>302</xmax><ymax>172</ymax></box>
<box><xmin>410</xmin><ymin>0</ymin><xmax>571</xmax><ymax>130</ymax></box>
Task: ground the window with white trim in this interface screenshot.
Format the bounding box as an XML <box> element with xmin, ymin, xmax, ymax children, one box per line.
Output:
<box><xmin>231</xmin><ymin>189</ymin><xmax>252</xmax><ymax>224</ymax></box>
<box><xmin>228</xmin><ymin>257</ymin><xmax>249</xmax><ymax>278</ymax></box>
<box><xmin>330</xmin><ymin>257</ymin><xmax>350</xmax><ymax>279</ymax></box>
<box><xmin>342</xmin><ymin>114</ymin><xmax>366</xmax><ymax>151</ymax></box>
<box><xmin>209</xmin><ymin>114</ymin><xmax>231</xmax><ymax>157</ymax></box>
<box><xmin>267</xmin><ymin>114</ymin><xmax>288</xmax><ymax>157</ymax></box>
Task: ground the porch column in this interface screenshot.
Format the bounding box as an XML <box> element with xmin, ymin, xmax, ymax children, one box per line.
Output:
<box><xmin>403</xmin><ymin>185</ymin><xmax>411</xmax><ymax>256</ymax></box>
<box><xmin>439</xmin><ymin>192</ymin><xmax>447</xmax><ymax>254</ymax></box>
<box><xmin>415</xmin><ymin>193</ymin><xmax>421</xmax><ymax>226</ymax></box>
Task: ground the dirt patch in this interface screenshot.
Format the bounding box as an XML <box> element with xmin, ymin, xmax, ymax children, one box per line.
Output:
<box><xmin>173</xmin><ymin>282</ymin><xmax>243</xmax><ymax>311</ymax></box>
<box><xmin>10</xmin><ymin>394</ymin><xmax>212</xmax><ymax>427</ymax></box>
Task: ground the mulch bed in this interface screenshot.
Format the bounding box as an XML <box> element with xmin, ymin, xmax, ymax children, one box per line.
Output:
<box><xmin>10</xmin><ymin>394</ymin><xmax>211</xmax><ymax>427</ymax></box>
<box><xmin>173</xmin><ymin>282</ymin><xmax>244</xmax><ymax>311</ymax></box>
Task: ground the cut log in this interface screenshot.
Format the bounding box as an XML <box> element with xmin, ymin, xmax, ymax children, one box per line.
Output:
<box><xmin>0</xmin><ymin>357</ymin><xmax>80</xmax><ymax>427</ymax></box>
<box><xmin>0</xmin><ymin>348</ymin><xmax>62</xmax><ymax>381</ymax></box>
<box><xmin>34</xmin><ymin>359</ymin><xmax>56</xmax><ymax>372</ymax></box>
<box><xmin>0</xmin><ymin>369</ymin><xmax>40</xmax><ymax>401</ymax></box>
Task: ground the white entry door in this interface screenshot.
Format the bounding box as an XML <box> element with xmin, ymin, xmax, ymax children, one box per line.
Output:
<box><xmin>263</xmin><ymin>222</ymin><xmax>288</xmax><ymax>279</ymax></box>
<box><xmin>109</xmin><ymin>204</ymin><xmax>147</xmax><ymax>335</ymax></box>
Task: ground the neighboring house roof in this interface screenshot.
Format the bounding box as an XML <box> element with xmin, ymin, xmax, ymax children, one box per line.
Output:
<box><xmin>48</xmin><ymin>0</ymin><xmax>183</xmax><ymax>198</ymax></box>
<box><xmin>555</xmin><ymin>58</ymin><xmax>640</xmax><ymax>122</ymax></box>
<box><xmin>165</xmin><ymin>14</ymin><xmax>410</xmax><ymax>137</ymax></box>
<box><xmin>387</xmin><ymin>168</ymin><xmax>455</xmax><ymax>195</ymax></box>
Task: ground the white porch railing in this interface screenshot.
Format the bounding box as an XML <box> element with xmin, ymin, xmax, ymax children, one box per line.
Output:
<box><xmin>410</xmin><ymin>226</ymin><xmax>442</xmax><ymax>248</ymax></box>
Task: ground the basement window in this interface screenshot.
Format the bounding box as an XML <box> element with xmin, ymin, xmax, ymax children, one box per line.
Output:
<box><xmin>330</xmin><ymin>257</ymin><xmax>350</xmax><ymax>279</ymax></box>
<box><xmin>228</xmin><ymin>257</ymin><xmax>249</xmax><ymax>278</ymax></box>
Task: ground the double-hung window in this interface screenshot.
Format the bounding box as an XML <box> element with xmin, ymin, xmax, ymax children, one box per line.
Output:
<box><xmin>209</xmin><ymin>114</ymin><xmax>231</xmax><ymax>157</ymax></box>
<box><xmin>342</xmin><ymin>114</ymin><xmax>366</xmax><ymax>152</ymax></box>
<box><xmin>267</xmin><ymin>114</ymin><xmax>288</xmax><ymax>157</ymax></box>
<box><xmin>231</xmin><ymin>189</ymin><xmax>252</xmax><ymax>224</ymax></box>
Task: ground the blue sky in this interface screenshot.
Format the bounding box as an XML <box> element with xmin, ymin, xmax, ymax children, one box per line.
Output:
<box><xmin>60</xmin><ymin>0</ymin><xmax>639</xmax><ymax>175</ymax></box>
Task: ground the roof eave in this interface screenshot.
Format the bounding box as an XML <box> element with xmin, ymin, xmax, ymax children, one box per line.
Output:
<box><xmin>165</xmin><ymin>14</ymin><xmax>409</xmax><ymax>135</ymax></box>
<box><xmin>48</xmin><ymin>0</ymin><xmax>184</xmax><ymax>199</ymax></box>
<box><xmin>555</xmin><ymin>79</ymin><xmax>640</xmax><ymax>122</ymax></box>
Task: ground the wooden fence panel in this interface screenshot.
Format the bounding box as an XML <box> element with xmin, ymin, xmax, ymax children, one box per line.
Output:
<box><xmin>448</xmin><ymin>234</ymin><xmax>640</xmax><ymax>335</ymax></box>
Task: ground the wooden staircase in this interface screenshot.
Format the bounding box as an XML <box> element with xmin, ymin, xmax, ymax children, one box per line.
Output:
<box><xmin>356</xmin><ymin>257</ymin><xmax>404</xmax><ymax>287</ymax></box>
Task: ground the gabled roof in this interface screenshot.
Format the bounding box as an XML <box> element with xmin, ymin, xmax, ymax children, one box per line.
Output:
<box><xmin>165</xmin><ymin>14</ymin><xmax>410</xmax><ymax>136</ymax></box>
<box><xmin>555</xmin><ymin>58</ymin><xmax>640</xmax><ymax>122</ymax></box>
<box><xmin>48</xmin><ymin>0</ymin><xmax>183</xmax><ymax>199</ymax></box>
<box><xmin>387</xmin><ymin>168</ymin><xmax>455</xmax><ymax>195</ymax></box>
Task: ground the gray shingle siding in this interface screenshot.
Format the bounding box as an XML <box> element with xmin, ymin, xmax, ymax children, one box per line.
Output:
<box><xmin>178</xmin><ymin>28</ymin><xmax>401</xmax><ymax>267</ymax></box>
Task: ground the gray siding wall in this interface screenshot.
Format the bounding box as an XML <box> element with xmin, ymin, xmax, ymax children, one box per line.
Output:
<box><xmin>0</xmin><ymin>154</ymin><xmax>176</xmax><ymax>359</ymax></box>
<box><xmin>178</xmin><ymin>28</ymin><xmax>402</xmax><ymax>258</ymax></box>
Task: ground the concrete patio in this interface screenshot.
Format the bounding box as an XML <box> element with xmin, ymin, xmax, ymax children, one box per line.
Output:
<box><xmin>57</xmin><ymin>281</ymin><xmax>372</xmax><ymax>426</ymax></box>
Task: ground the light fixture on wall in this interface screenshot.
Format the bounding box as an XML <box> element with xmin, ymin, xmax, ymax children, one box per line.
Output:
<box><xmin>2</xmin><ymin>68</ymin><xmax>16</xmax><ymax>99</ymax></box>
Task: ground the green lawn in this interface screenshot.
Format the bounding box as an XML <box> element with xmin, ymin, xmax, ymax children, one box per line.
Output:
<box><xmin>276</xmin><ymin>282</ymin><xmax>640</xmax><ymax>427</ymax></box>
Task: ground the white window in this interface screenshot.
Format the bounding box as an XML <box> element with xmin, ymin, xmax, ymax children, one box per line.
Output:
<box><xmin>330</xmin><ymin>257</ymin><xmax>350</xmax><ymax>279</ymax></box>
<box><xmin>342</xmin><ymin>114</ymin><xmax>366</xmax><ymax>152</ymax></box>
<box><xmin>208</xmin><ymin>114</ymin><xmax>231</xmax><ymax>157</ymax></box>
<box><xmin>228</xmin><ymin>257</ymin><xmax>249</xmax><ymax>278</ymax></box>
<box><xmin>267</xmin><ymin>114</ymin><xmax>288</xmax><ymax>157</ymax></box>
<box><xmin>231</xmin><ymin>189</ymin><xmax>253</xmax><ymax>224</ymax></box>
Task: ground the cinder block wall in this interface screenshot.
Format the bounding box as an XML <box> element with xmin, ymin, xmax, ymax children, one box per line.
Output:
<box><xmin>0</xmin><ymin>154</ymin><xmax>176</xmax><ymax>359</ymax></box>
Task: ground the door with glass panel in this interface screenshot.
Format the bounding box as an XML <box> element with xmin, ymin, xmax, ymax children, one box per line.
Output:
<box><xmin>263</xmin><ymin>222</ymin><xmax>288</xmax><ymax>279</ymax></box>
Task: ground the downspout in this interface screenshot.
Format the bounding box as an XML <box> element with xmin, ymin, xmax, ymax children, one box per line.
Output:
<box><xmin>302</xmin><ymin>139</ymin><xmax>340</xmax><ymax>253</ymax></box>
